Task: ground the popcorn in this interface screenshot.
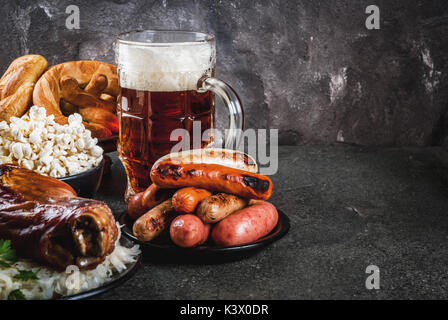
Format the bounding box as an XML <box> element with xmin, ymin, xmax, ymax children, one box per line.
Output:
<box><xmin>0</xmin><ymin>106</ymin><xmax>103</xmax><ymax>178</ymax></box>
<box><xmin>91</xmin><ymin>145</ymin><xmax>103</xmax><ymax>158</ymax></box>
<box><xmin>19</xmin><ymin>159</ymin><xmax>34</xmax><ymax>170</ymax></box>
<box><xmin>0</xmin><ymin>121</ymin><xmax>9</xmax><ymax>131</ymax></box>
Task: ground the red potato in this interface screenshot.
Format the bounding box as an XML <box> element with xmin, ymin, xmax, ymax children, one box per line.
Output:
<box><xmin>211</xmin><ymin>201</ymin><xmax>278</xmax><ymax>246</ymax></box>
<box><xmin>170</xmin><ymin>214</ymin><xmax>211</xmax><ymax>248</ymax></box>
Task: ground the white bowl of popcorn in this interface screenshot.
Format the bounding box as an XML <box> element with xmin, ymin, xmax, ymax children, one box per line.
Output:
<box><xmin>0</xmin><ymin>106</ymin><xmax>105</xmax><ymax>197</ymax></box>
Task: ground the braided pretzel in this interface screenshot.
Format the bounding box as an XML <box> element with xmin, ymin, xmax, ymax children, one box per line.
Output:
<box><xmin>33</xmin><ymin>61</ymin><xmax>119</xmax><ymax>138</ymax></box>
<box><xmin>0</xmin><ymin>55</ymin><xmax>48</xmax><ymax>121</ymax></box>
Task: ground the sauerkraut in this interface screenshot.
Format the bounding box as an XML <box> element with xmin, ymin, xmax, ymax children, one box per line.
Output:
<box><xmin>0</xmin><ymin>225</ymin><xmax>140</xmax><ymax>300</ymax></box>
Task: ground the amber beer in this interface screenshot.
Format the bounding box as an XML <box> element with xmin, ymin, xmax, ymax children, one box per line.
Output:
<box><xmin>116</xmin><ymin>30</ymin><xmax>243</xmax><ymax>199</ymax></box>
<box><xmin>118</xmin><ymin>88</ymin><xmax>214</xmax><ymax>194</ymax></box>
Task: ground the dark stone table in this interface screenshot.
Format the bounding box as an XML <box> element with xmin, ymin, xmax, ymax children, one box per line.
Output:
<box><xmin>95</xmin><ymin>145</ymin><xmax>448</xmax><ymax>299</ymax></box>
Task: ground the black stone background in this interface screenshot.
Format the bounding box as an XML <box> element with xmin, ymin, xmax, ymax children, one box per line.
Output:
<box><xmin>1</xmin><ymin>0</ymin><xmax>448</xmax><ymax>146</ymax></box>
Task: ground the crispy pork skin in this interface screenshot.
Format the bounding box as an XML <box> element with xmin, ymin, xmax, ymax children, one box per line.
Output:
<box><xmin>0</xmin><ymin>164</ymin><xmax>117</xmax><ymax>270</ymax></box>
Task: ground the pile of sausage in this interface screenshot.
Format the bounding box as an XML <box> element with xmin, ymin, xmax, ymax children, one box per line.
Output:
<box><xmin>127</xmin><ymin>159</ymin><xmax>278</xmax><ymax>248</ymax></box>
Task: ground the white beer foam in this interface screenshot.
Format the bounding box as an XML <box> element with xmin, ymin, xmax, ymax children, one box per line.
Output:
<box><xmin>117</xmin><ymin>42</ymin><xmax>215</xmax><ymax>92</ymax></box>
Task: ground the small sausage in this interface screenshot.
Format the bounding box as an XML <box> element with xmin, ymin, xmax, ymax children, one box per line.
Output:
<box><xmin>127</xmin><ymin>192</ymin><xmax>145</xmax><ymax>220</ymax></box>
<box><xmin>151</xmin><ymin>162</ymin><xmax>273</xmax><ymax>200</ymax></box>
<box><xmin>196</xmin><ymin>193</ymin><xmax>248</xmax><ymax>223</ymax></box>
<box><xmin>170</xmin><ymin>214</ymin><xmax>211</xmax><ymax>248</ymax></box>
<box><xmin>128</xmin><ymin>184</ymin><xmax>174</xmax><ymax>220</ymax></box>
<box><xmin>211</xmin><ymin>201</ymin><xmax>278</xmax><ymax>246</ymax></box>
<box><xmin>172</xmin><ymin>187</ymin><xmax>212</xmax><ymax>214</ymax></box>
<box><xmin>133</xmin><ymin>199</ymin><xmax>176</xmax><ymax>242</ymax></box>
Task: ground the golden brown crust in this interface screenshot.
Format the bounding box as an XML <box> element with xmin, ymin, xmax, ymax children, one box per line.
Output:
<box><xmin>0</xmin><ymin>164</ymin><xmax>118</xmax><ymax>270</ymax></box>
<box><xmin>33</xmin><ymin>60</ymin><xmax>119</xmax><ymax>138</ymax></box>
<box><xmin>196</xmin><ymin>193</ymin><xmax>248</xmax><ymax>223</ymax></box>
<box><xmin>0</xmin><ymin>55</ymin><xmax>48</xmax><ymax>121</ymax></box>
<box><xmin>132</xmin><ymin>199</ymin><xmax>176</xmax><ymax>242</ymax></box>
<box><xmin>0</xmin><ymin>163</ymin><xmax>76</xmax><ymax>202</ymax></box>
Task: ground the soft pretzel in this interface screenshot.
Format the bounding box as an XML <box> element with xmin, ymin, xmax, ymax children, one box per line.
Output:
<box><xmin>33</xmin><ymin>61</ymin><xmax>119</xmax><ymax>138</ymax></box>
<box><xmin>0</xmin><ymin>55</ymin><xmax>48</xmax><ymax>121</ymax></box>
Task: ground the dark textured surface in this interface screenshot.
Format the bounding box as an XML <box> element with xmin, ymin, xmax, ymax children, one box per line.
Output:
<box><xmin>2</xmin><ymin>0</ymin><xmax>448</xmax><ymax>146</ymax></box>
<box><xmin>95</xmin><ymin>147</ymin><xmax>448</xmax><ymax>299</ymax></box>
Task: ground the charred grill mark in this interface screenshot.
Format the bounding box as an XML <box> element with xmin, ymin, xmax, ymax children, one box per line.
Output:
<box><xmin>147</xmin><ymin>209</ymin><xmax>176</xmax><ymax>232</ymax></box>
<box><xmin>157</xmin><ymin>164</ymin><xmax>182</xmax><ymax>180</ymax></box>
<box><xmin>206</xmin><ymin>193</ymin><xmax>227</xmax><ymax>206</ymax></box>
<box><xmin>239</xmin><ymin>154</ymin><xmax>255</xmax><ymax>166</ymax></box>
<box><xmin>215</xmin><ymin>193</ymin><xmax>227</xmax><ymax>204</ymax></box>
<box><xmin>187</xmin><ymin>169</ymin><xmax>199</xmax><ymax>177</ymax></box>
<box><xmin>242</xmin><ymin>175</ymin><xmax>270</xmax><ymax>192</ymax></box>
<box><xmin>148</xmin><ymin>217</ymin><xmax>162</xmax><ymax>231</ymax></box>
<box><xmin>208</xmin><ymin>193</ymin><xmax>237</xmax><ymax>207</ymax></box>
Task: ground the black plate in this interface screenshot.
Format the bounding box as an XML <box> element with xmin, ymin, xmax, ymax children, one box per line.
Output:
<box><xmin>119</xmin><ymin>210</ymin><xmax>290</xmax><ymax>255</ymax></box>
<box><xmin>60</xmin><ymin>236</ymin><xmax>141</xmax><ymax>300</ymax></box>
<box><xmin>58</xmin><ymin>159</ymin><xmax>105</xmax><ymax>198</ymax></box>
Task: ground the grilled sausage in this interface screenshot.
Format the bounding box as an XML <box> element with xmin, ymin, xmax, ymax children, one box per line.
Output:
<box><xmin>151</xmin><ymin>162</ymin><xmax>273</xmax><ymax>200</ymax></box>
<box><xmin>169</xmin><ymin>214</ymin><xmax>211</xmax><ymax>248</ymax></box>
<box><xmin>211</xmin><ymin>201</ymin><xmax>278</xmax><ymax>246</ymax></box>
<box><xmin>196</xmin><ymin>193</ymin><xmax>248</xmax><ymax>223</ymax></box>
<box><xmin>127</xmin><ymin>192</ymin><xmax>145</xmax><ymax>220</ymax></box>
<box><xmin>172</xmin><ymin>187</ymin><xmax>212</xmax><ymax>214</ymax></box>
<box><xmin>133</xmin><ymin>199</ymin><xmax>176</xmax><ymax>242</ymax></box>
<box><xmin>155</xmin><ymin>148</ymin><xmax>258</xmax><ymax>173</ymax></box>
<box><xmin>128</xmin><ymin>184</ymin><xmax>174</xmax><ymax>220</ymax></box>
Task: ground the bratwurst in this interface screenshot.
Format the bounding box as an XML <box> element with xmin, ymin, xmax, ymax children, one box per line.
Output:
<box><xmin>133</xmin><ymin>199</ymin><xmax>176</xmax><ymax>242</ymax></box>
<box><xmin>127</xmin><ymin>184</ymin><xmax>174</xmax><ymax>220</ymax></box>
<box><xmin>150</xmin><ymin>162</ymin><xmax>273</xmax><ymax>200</ymax></box>
<box><xmin>196</xmin><ymin>193</ymin><xmax>248</xmax><ymax>223</ymax></box>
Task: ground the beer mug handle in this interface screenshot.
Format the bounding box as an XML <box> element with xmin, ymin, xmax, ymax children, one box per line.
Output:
<box><xmin>199</xmin><ymin>77</ymin><xmax>244</xmax><ymax>149</ymax></box>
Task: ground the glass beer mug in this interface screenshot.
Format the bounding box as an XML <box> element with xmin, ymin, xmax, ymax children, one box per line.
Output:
<box><xmin>115</xmin><ymin>30</ymin><xmax>244</xmax><ymax>199</ymax></box>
